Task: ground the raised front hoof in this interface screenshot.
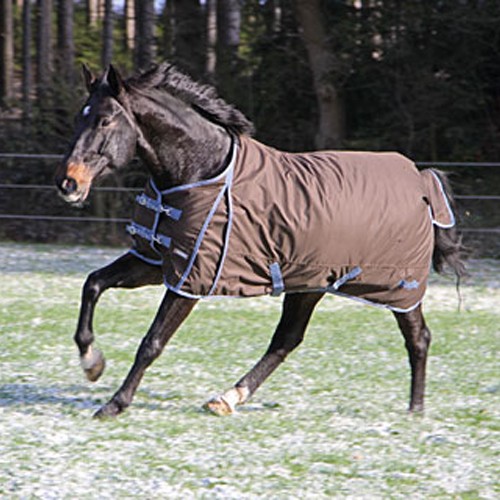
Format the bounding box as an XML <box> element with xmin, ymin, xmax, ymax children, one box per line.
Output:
<box><xmin>81</xmin><ymin>348</ymin><xmax>106</xmax><ymax>382</ymax></box>
<box><xmin>93</xmin><ymin>401</ymin><xmax>123</xmax><ymax>420</ymax></box>
<box><xmin>203</xmin><ymin>396</ymin><xmax>235</xmax><ymax>416</ymax></box>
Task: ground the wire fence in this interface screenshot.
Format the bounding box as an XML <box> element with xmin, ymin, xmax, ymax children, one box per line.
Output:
<box><xmin>1</xmin><ymin>153</ymin><xmax>499</xmax><ymax>235</ymax></box>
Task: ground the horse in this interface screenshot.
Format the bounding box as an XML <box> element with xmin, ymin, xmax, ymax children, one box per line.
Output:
<box><xmin>55</xmin><ymin>63</ymin><xmax>465</xmax><ymax>419</ymax></box>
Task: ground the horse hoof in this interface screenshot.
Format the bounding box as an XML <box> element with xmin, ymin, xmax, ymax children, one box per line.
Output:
<box><xmin>93</xmin><ymin>401</ymin><xmax>121</xmax><ymax>420</ymax></box>
<box><xmin>409</xmin><ymin>404</ymin><xmax>424</xmax><ymax>414</ymax></box>
<box><xmin>203</xmin><ymin>396</ymin><xmax>235</xmax><ymax>416</ymax></box>
<box><xmin>81</xmin><ymin>348</ymin><xmax>106</xmax><ymax>382</ymax></box>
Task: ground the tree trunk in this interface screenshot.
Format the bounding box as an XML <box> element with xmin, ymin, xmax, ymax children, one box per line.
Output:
<box><xmin>217</xmin><ymin>0</ymin><xmax>241</xmax><ymax>56</ymax></box>
<box><xmin>87</xmin><ymin>0</ymin><xmax>99</xmax><ymax>27</ymax></box>
<box><xmin>264</xmin><ymin>0</ymin><xmax>282</xmax><ymax>35</ymax></box>
<box><xmin>124</xmin><ymin>0</ymin><xmax>135</xmax><ymax>52</ymax></box>
<box><xmin>0</xmin><ymin>0</ymin><xmax>14</xmax><ymax>106</ymax></box>
<box><xmin>167</xmin><ymin>0</ymin><xmax>204</xmax><ymax>76</ymax></box>
<box><xmin>57</xmin><ymin>0</ymin><xmax>74</xmax><ymax>85</ymax></box>
<box><xmin>135</xmin><ymin>0</ymin><xmax>156</xmax><ymax>70</ymax></box>
<box><xmin>216</xmin><ymin>0</ymin><xmax>241</xmax><ymax>97</ymax></box>
<box><xmin>36</xmin><ymin>0</ymin><xmax>53</xmax><ymax>103</ymax></box>
<box><xmin>162</xmin><ymin>0</ymin><xmax>174</xmax><ymax>59</ymax></box>
<box><xmin>22</xmin><ymin>0</ymin><xmax>32</xmax><ymax>119</ymax></box>
<box><xmin>295</xmin><ymin>0</ymin><xmax>344</xmax><ymax>149</ymax></box>
<box><xmin>102</xmin><ymin>0</ymin><xmax>113</xmax><ymax>67</ymax></box>
<box><xmin>205</xmin><ymin>0</ymin><xmax>217</xmax><ymax>78</ymax></box>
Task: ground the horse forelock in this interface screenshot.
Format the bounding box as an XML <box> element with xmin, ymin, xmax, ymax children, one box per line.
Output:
<box><xmin>125</xmin><ymin>63</ymin><xmax>254</xmax><ymax>136</ymax></box>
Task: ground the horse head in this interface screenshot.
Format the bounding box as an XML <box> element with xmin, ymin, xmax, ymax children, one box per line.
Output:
<box><xmin>55</xmin><ymin>64</ymin><xmax>137</xmax><ymax>205</ymax></box>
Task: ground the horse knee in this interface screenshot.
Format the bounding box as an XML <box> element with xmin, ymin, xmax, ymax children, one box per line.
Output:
<box><xmin>83</xmin><ymin>271</ymin><xmax>104</xmax><ymax>302</ymax></box>
<box><xmin>410</xmin><ymin>326</ymin><xmax>431</xmax><ymax>359</ymax></box>
<box><xmin>421</xmin><ymin>326</ymin><xmax>431</xmax><ymax>350</ymax></box>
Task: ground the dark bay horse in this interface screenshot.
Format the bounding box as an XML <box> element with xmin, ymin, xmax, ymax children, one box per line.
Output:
<box><xmin>55</xmin><ymin>63</ymin><xmax>464</xmax><ymax>419</ymax></box>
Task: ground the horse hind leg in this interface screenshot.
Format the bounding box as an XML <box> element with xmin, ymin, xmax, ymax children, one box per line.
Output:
<box><xmin>393</xmin><ymin>304</ymin><xmax>431</xmax><ymax>412</ymax></box>
<box><xmin>204</xmin><ymin>292</ymin><xmax>324</xmax><ymax>415</ymax></box>
<box><xmin>75</xmin><ymin>252</ymin><xmax>163</xmax><ymax>382</ymax></box>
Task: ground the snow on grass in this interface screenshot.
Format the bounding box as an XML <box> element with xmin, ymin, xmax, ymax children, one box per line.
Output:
<box><xmin>0</xmin><ymin>243</ymin><xmax>499</xmax><ymax>498</ymax></box>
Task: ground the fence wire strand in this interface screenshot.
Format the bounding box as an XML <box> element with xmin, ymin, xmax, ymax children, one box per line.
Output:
<box><xmin>1</xmin><ymin>154</ymin><xmax>499</xmax><ymax>235</ymax></box>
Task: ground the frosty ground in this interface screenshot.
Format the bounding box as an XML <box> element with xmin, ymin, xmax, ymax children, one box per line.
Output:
<box><xmin>0</xmin><ymin>243</ymin><xmax>498</xmax><ymax>498</ymax></box>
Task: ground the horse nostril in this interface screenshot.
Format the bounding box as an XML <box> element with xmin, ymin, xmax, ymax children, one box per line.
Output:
<box><xmin>60</xmin><ymin>177</ymin><xmax>78</xmax><ymax>196</ymax></box>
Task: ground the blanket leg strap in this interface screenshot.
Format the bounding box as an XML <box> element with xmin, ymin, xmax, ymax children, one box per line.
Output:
<box><xmin>269</xmin><ymin>262</ymin><xmax>285</xmax><ymax>297</ymax></box>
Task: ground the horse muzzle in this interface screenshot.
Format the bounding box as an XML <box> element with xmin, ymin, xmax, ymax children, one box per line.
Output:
<box><xmin>55</xmin><ymin>160</ymin><xmax>102</xmax><ymax>205</ymax></box>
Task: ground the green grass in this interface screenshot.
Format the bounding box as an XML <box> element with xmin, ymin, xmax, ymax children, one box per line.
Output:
<box><xmin>0</xmin><ymin>244</ymin><xmax>499</xmax><ymax>498</ymax></box>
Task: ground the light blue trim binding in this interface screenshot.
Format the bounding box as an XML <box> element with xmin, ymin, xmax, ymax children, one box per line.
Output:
<box><xmin>128</xmin><ymin>249</ymin><xmax>163</xmax><ymax>266</ymax></box>
<box><xmin>163</xmin><ymin>140</ymin><xmax>238</xmax><ymax>296</ymax></box>
<box><xmin>429</xmin><ymin>170</ymin><xmax>456</xmax><ymax>228</ymax></box>
<box><xmin>166</xmin><ymin>167</ymin><xmax>233</xmax><ymax>294</ymax></box>
<box><xmin>330</xmin><ymin>290</ymin><xmax>422</xmax><ymax>313</ymax></box>
<box><xmin>208</xmin><ymin>167</ymin><xmax>235</xmax><ymax>295</ymax></box>
<box><xmin>155</xmin><ymin>142</ymin><xmax>238</xmax><ymax>196</ymax></box>
<box><xmin>269</xmin><ymin>262</ymin><xmax>285</xmax><ymax>297</ymax></box>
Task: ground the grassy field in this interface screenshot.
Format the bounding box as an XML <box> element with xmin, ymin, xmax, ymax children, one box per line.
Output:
<box><xmin>0</xmin><ymin>243</ymin><xmax>498</xmax><ymax>499</ymax></box>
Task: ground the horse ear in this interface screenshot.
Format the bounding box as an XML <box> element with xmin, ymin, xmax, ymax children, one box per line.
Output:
<box><xmin>107</xmin><ymin>64</ymin><xmax>125</xmax><ymax>98</ymax></box>
<box><xmin>82</xmin><ymin>63</ymin><xmax>95</xmax><ymax>93</ymax></box>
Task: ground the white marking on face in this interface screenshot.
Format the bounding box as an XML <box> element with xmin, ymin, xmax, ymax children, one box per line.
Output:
<box><xmin>82</xmin><ymin>105</ymin><xmax>91</xmax><ymax>117</ymax></box>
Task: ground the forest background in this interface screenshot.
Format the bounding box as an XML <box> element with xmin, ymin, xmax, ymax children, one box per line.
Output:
<box><xmin>0</xmin><ymin>0</ymin><xmax>499</xmax><ymax>254</ymax></box>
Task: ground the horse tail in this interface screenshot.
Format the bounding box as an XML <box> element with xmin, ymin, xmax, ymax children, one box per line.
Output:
<box><xmin>421</xmin><ymin>168</ymin><xmax>467</xmax><ymax>278</ymax></box>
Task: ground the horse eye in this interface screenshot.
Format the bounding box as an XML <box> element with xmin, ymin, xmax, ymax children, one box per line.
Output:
<box><xmin>82</xmin><ymin>105</ymin><xmax>91</xmax><ymax>117</ymax></box>
<box><xmin>100</xmin><ymin>117</ymin><xmax>112</xmax><ymax>127</ymax></box>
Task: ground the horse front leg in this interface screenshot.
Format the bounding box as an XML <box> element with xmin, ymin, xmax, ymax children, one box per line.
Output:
<box><xmin>94</xmin><ymin>291</ymin><xmax>197</xmax><ymax>419</ymax></box>
<box><xmin>393</xmin><ymin>304</ymin><xmax>432</xmax><ymax>412</ymax></box>
<box><xmin>75</xmin><ymin>252</ymin><xmax>163</xmax><ymax>382</ymax></box>
<box><xmin>205</xmin><ymin>292</ymin><xmax>324</xmax><ymax>415</ymax></box>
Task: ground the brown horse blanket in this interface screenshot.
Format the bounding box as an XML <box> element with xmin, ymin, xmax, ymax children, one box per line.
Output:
<box><xmin>127</xmin><ymin>136</ymin><xmax>455</xmax><ymax>312</ymax></box>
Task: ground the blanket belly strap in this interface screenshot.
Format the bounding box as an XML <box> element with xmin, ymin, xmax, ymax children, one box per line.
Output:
<box><xmin>329</xmin><ymin>266</ymin><xmax>362</xmax><ymax>290</ymax></box>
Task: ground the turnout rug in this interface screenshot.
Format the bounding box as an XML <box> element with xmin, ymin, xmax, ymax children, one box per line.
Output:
<box><xmin>127</xmin><ymin>135</ymin><xmax>455</xmax><ymax>312</ymax></box>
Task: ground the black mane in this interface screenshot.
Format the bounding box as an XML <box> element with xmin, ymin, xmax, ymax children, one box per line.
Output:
<box><xmin>127</xmin><ymin>63</ymin><xmax>254</xmax><ymax>136</ymax></box>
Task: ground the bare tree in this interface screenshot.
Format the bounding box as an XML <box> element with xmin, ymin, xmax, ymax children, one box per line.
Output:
<box><xmin>102</xmin><ymin>0</ymin><xmax>113</xmax><ymax>68</ymax></box>
<box><xmin>57</xmin><ymin>0</ymin><xmax>75</xmax><ymax>85</ymax></box>
<box><xmin>0</xmin><ymin>0</ymin><xmax>14</xmax><ymax>106</ymax></box>
<box><xmin>217</xmin><ymin>0</ymin><xmax>241</xmax><ymax>61</ymax></box>
<box><xmin>162</xmin><ymin>0</ymin><xmax>174</xmax><ymax>59</ymax></box>
<box><xmin>124</xmin><ymin>0</ymin><xmax>135</xmax><ymax>52</ymax></box>
<box><xmin>135</xmin><ymin>0</ymin><xmax>156</xmax><ymax>70</ymax></box>
<box><xmin>295</xmin><ymin>0</ymin><xmax>344</xmax><ymax>148</ymax></box>
<box><xmin>264</xmin><ymin>0</ymin><xmax>282</xmax><ymax>34</ymax></box>
<box><xmin>87</xmin><ymin>0</ymin><xmax>99</xmax><ymax>27</ymax></box>
<box><xmin>36</xmin><ymin>0</ymin><xmax>53</xmax><ymax>102</ymax></box>
<box><xmin>22</xmin><ymin>0</ymin><xmax>32</xmax><ymax>118</ymax></box>
<box><xmin>171</xmin><ymin>0</ymin><xmax>204</xmax><ymax>76</ymax></box>
<box><xmin>206</xmin><ymin>0</ymin><xmax>217</xmax><ymax>78</ymax></box>
<box><xmin>216</xmin><ymin>0</ymin><xmax>241</xmax><ymax>95</ymax></box>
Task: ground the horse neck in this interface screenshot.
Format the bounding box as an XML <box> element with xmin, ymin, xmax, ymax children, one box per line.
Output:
<box><xmin>130</xmin><ymin>93</ymin><xmax>232</xmax><ymax>190</ymax></box>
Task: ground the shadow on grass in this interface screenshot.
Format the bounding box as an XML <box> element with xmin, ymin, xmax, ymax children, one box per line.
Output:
<box><xmin>0</xmin><ymin>382</ymin><xmax>202</xmax><ymax>415</ymax></box>
<box><xmin>0</xmin><ymin>383</ymin><xmax>103</xmax><ymax>411</ymax></box>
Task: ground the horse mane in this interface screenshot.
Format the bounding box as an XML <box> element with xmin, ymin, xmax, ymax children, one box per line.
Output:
<box><xmin>126</xmin><ymin>62</ymin><xmax>254</xmax><ymax>136</ymax></box>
